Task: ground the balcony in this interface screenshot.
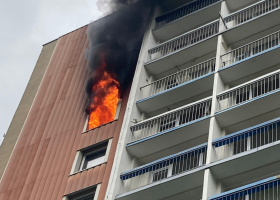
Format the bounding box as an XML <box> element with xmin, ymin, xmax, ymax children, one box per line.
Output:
<box><xmin>209</xmin><ymin>175</ymin><xmax>280</xmax><ymax>200</ymax></box>
<box><xmin>209</xmin><ymin>134</ymin><xmax>280</xmax><ymax>191</ymax></box>
<box><xmin>222</xmin><ymin>0</ymin><xmax>280</xmax><ymax>45</ymax></box>
<box><xmin>215</xmin><ymin>70</ymin><xmax>280</xmax><ymax>128</ymax></box>
<box><xmin>117</xmin><ymin>144</ymin><xmax>207</xmax><ymax>200</ymax></box>
<box><xmin>146</xmin><ymin>20</ymin><xmax>219</xmax><ymax>75</ymax></box>
<box><xmin>153</xmin><ymin>0</ymin><xmax>222</xmax><ymax>41</ymax></box>
<box><xmin>219</xmin><ymin>30</ymin><xmax>280</xmax><ymax>84</ymax></box>
<box><xmin>213</xmin><ymin>117</ymin><xmax>280</xmax><ymax>161</ymax></box>
<box><xmin>137</xmin><ymin>58</ymin><xmax>216</xmax><ymax>113</ymax></box>
<box><xmin>128</xmin><ymin>97</ymin><xmax>212</xmax><ymax>158</ymax></box>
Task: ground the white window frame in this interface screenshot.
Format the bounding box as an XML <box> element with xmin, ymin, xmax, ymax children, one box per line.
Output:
<box><xmin>70</xmin><ymin>139</ymin><xmax>113</xmax><ymax>175</ymax></box>
<box><xmin>82</xmin><ymin>115</ymin><xmax>89</xmax><ymax>133</ymax></box>
<box><xmin>79</xmin><ymin>145</ymin><xmax>107</xmax><ymax>171</ymax></box>
<box><xmin>63</xmin><ymin>184</ymin><xmax>101</xmax><ymax>200</ymax></box>
<box><xmin>114</xmin><ymin>99</ymin><xmax>122</xmax><ymax>120</ymax></box>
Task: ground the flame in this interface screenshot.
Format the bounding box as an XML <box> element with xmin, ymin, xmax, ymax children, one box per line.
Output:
<box><xmin>87</xmin><ymin>57</ymin><xmax>120</xmax><ymax>130</ymax></box>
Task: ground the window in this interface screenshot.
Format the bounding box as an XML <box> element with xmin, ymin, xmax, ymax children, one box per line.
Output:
<box><xmin>65</xmin><ymin>184</ymin><xmax>101</xmax><ymax>200</ymax></box>
<box><xmin>80</xmin><ymin>145</ymin><xmax>107</xmax><ymax>171</ymax></box>
<box><xmin>71</xmin><ymin>193</ymin><xmax>95</xmax><ymax>200</ymax></box>
<box><xmin>80</xmin><ymin>142</ymin><xmax>108</xmax><ymax>171</ymax></box>
<box><xmin>70</xmin><ymin>139</ymin><xmax>112</xmax><ymax>174</ymax></box>
<box><xmin>83</xmin><ymin>99</ymin><xmax>122</xmax><ymax>133</ymax></box>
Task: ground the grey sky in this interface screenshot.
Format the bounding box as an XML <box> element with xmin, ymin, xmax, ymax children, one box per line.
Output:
<box><xmin>0</xmin><ymin>0</ymin><xmax>103</xmax><ymax>145</ymax></box>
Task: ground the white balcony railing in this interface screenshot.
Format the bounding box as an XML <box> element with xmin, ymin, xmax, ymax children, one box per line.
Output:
<box><xmin>213</xmin><ymin>117</ymin><xmax>280</xmax><ymax>161</ymax></box>
<box><xmin>224</xmin><ymin>0</ymin><xmax>280</xmax><ymax>29</ymax></box>
<box><xmin>217</xmin><ymin>70</ymin><xmax>280</xmax><ymax>111</ymax></box>
<box><xmin>130</xmin><ymin>97</ymin><xmax>212</xmax><ymax>143</ymax></box>
<box><xmin>221</xmin><ymin>30</ymin><xmax>280</xmax><ymax>68</ymax></box>
<box><xmin>120</xmin><ymin>143</ymin><xmax>207</xmax><ymax>194</ymax></box>
<box><xmin>209</xmin><ymin>175</ymin><xmax>280</xmax><ymax>200</ymax></box>
<box><xmin>140</xmin><ymin>58</ymin><xmax>216</xmax><ymax>100</ymax></box>
<box><xmin>155</xmin><ymin>0</ymin><xmax>222</xmax><ymax>29</ymax></box>
<box><xmin>148</xmin><ymin>20</ymin><xmax>219</xmax><ymax>62</ymax></box>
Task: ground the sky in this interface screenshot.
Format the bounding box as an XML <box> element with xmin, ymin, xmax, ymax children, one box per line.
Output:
<box><xmin>0</xmin><ymin>0</ymin><xmax>103</xmax><ymax>145</ymax></box>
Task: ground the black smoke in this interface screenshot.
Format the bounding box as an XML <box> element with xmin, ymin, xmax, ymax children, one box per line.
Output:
<box><xmin>85</xmin><ymin>0</ymin><xmax>152</xmax><ymax>114</ymax></box>
<box><xmin>96</xmin><ymin>0</ymin><xmax>138</xmax><ymax>14</ymax></box>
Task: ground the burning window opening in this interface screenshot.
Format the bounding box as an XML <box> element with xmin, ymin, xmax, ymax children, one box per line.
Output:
<box><xmin>86</xmin><ymin>55</ymin><xmax>120</xmax><ymax>131</ymax></box>
<box><xmin>84</xmin><ymin>99</ymin><xmax>122</xmax><ymax>132</ymax></box>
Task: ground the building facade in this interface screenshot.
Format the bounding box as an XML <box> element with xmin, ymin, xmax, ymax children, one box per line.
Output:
<box><xmin>1</xmin><ymin>0</ymin><xmax>280</xmax><ymax>200</ymax></box>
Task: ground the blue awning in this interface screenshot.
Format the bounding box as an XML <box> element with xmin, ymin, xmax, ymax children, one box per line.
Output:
<box><xmin>212</xmin><ymin>117</ymin><xmax>280</xmax><ymax>148</ymax></box>
<box><xmin>209</xmin><ymin>175</ymin><xmax>280</xmax><ymax>200</ymax></box>
<box><xmin>120</xmin><ymin>143</ymin><xmax>207</xmax><ymax>181</ymax></box>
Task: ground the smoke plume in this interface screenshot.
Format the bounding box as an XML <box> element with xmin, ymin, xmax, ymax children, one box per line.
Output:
<box><xmin>96</xmin><ymin>0</ymin><xmax>138</xmax><ymax>14</ymax></box>
<box><xmin>85</xmin><ymin>0</ymin><xmax>151</xmax><ymax>116</ymax></box>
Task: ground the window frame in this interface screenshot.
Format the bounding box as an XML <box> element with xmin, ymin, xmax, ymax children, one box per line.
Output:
<box><xmin>70</xmin><ymin>139</ymin><xmax>112</xmax><ymax>175</ymax></box>
<box><xmin>79</xmin><ymin>144</ymin><xmax>107</xmax><ymax>171</ymax></box>
<box><xmin>63</xmin><ymin>184</ymin><xmax>101</xmax><ymax>200</ymax></box>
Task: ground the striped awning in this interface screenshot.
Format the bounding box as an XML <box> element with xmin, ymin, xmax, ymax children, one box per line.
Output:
<box><xmin>212</xmin><ymin>117</ymin><xmax>280</xmax><ymax>148</ymax></box>
<box><xmin>209</xmin><ymin>175</ymin><xmax>280</xmax><ymax>200</ymax></box>
<box><xmin>120</xmin><ymin>143</ymin><xmax>207</xmax><ymax>181</ymax></box>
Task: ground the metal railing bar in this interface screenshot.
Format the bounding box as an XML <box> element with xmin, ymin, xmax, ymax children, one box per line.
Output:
<box><xmin>149</xmin><ymin>19</ymin><xmax>219</xmax><ymax>52</ymax></box>
<box><xmin>217</xmin><ymin>69</ymin><xmax>280</xmax><ymax>97</ymax></box>
<box><xmin>220</xmin><ymin>30</ymin><xmax>280</xmax><ymax>57</ymax></box>
<box><xmin>224</xmin><ymin>0</ymin><xmax>267</xmax><ymax>19</ymax></box>
<box><xmin>130</xmin><ymin>96</ymin><xmax>212</xmax><ymax>128</ymax></box>
<box><xmin>155</xmin><ymin>0</ymin><xmax>222</xmax><ymax>26</ymax></box>
<box><xmin>120</xmin><ymin>143</ymin><xmax>208</xmax><ymax>178</ymax></box>
<box><xmin>213</xmin><ymin>117</ymin><xmax>280</xmax><ymax>146</ymax></box>
<box><xmin>140</xmin><ymin>57</ymin><xmax>215</xmax><ymax>89</ymax></box>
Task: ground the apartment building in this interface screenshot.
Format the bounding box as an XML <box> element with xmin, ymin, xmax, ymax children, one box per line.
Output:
<box><xmin>1</xmin><ymin>0</ymin><xmax>280</xmax><ymax>200</ymax></box>
<box><xmin>105</xmin><ymin>0</ymin><xmax>280</xmax><ymax>200</ymax></box>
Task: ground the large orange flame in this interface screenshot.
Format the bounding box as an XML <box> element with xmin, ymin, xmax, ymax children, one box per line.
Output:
<box><xmin>87</xmin><ymin>57</ymin><xmax>120</xmax><ymax>130</ymax></box>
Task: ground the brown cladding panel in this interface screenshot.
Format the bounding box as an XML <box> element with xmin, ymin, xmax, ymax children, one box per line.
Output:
<box><xmin>0</xmin><ymin>24</ymin><xmax>131</xmax><ymax>200</ymax></box>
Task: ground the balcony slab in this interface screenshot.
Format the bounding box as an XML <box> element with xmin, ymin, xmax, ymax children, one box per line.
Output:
<box><xmin>153</xmin><ymin>1</ymin><xmax>222</xmax><ymax>42</ymax></box>
<box><xmin>127</xmin><ymin>116</ymin><xmax>210</xmax><ymax>158</ymax></box>
<box><xmin>219</xmin><ymin>45</ymin><xmax>280</xmax><ymax>84</ymax></box>
<box><xmin>137</xmin><ymin>73</ymin><xmax>214</xmax><ymax>113</ymax></box>
<box><xmin>222</xmin><ymin>8</ymin><xmax>280</xmax><ymax>45</ymax></box>
<box><xmin>215</xmin><ymin>89</ymin><xmax>280</xmax><ymax>128</ymax></box>
<box><xmin>145</xmin><ymin>36</ymin><xmax>218</xmax><ymax>76</ymax></box>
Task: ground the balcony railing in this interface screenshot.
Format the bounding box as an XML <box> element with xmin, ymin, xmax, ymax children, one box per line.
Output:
<box><xmin>217</xmin><ymin>70</ymin><xmax>280</xmax><ymax>111</ymax></box>
<box><xmin>130</xmin><ymin>97</ymin><xmax>212</xmax><ymax>143</ymax></box>
<box><xmin>221</xmin><ymin>30</ymin><xmax>280</xmax><ymax>68</ymax></box>
<box><xmin>148</xmin><ymin>20</ymin><xmax>219</xmax><ymax>62</ymax></box>
<box><xmin>213</xmin><ymin>117</ymin><xmax>280</xmax><ymax>161</ymax></box>
<box><xmin>140</xmin><ymin>58</ymin><xmax>216</xmax><ymax>100</ymax></box>
<box><xmin>209</xmin><ymin>175</ymin><xmax>280</xmax><ymax>200</ymax></box>
<box><xmin>224</xmin><ymin>0</ymin><xmax>280</xmax><ymax>29</ymax></box>
<box><xmin>155</xmin><ymin>0</ymin><xmax>221</xmax><ymax>29</ymax></box>
<box><xmin>120</xmin><ymin>143</ymin><xmax>207</xmax><ymax>193</ymax></box>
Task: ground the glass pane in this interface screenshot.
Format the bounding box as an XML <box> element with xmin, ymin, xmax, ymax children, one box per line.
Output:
<box><xmin>82</xmin><ymin>149</ymin><xmax>106</xmax><ymax>170</ymax></box>
<box><xmin>78</xmin><ymin>194</ymin><xmax>95</xmax><ymax>200</ymax></box>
